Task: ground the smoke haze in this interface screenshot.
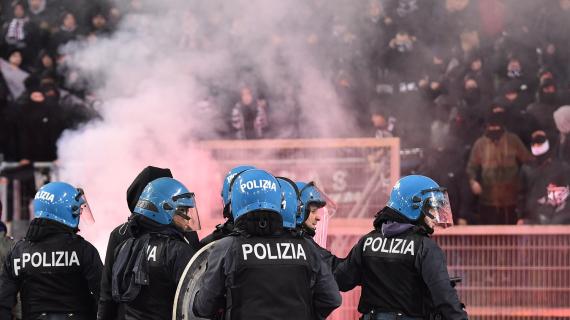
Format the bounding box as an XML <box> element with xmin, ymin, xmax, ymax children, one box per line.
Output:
<box><xmin>55</xmin><ymin>0</ymin><xmax>380</xmax><ymax>252</ymax></box>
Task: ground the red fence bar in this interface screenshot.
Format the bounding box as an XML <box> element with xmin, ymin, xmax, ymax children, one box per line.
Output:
<box><xmin>327</xmin><ymin>223</ymin><xmax>570</xmax><ymax>320</ymax></box>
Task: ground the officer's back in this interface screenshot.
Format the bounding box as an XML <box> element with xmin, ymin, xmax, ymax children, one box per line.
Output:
<box><xmin>335</xmin><ymin>175</ymin><xmax>468</xmax><ymax>320</ymax></box>
<box><xmin>110</xmin><ymin>177</ymin><xmax>199</xmax><ymax>320</ymax></box>
<box><xmin>193</xmin><ymin>169</ymin><xmax>341</xmax><ymax>320</ymax></box>
<box><xmin>0</xmin><ymin>182</ymin><xmax>103</xmax><ymax>320</ymax></box>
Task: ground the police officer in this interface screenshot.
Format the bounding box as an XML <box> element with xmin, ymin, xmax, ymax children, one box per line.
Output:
<box><xmin>334</xmin><ymin>175</ymin><xmax>468</xmax><ymax>320</ymax></box>
<box><xmin>98</xmin><ymin>165</ymin><xmax>175</xmax><ymax>320</ymax></box>
<box><xmin>200</xmin><ymin>165</ymin><xmax>255</xmax><ymax>246</ymax></box>
<box><xmin>107</xmin><ymin>177</ymin><xmax>199</xmax><ymax>320</ymax></box>
<box><xmin>296</xmin><ymin>181</ymin><xmax>344</xmax><ymax>271</ymax></box>
<box><xmin>0</xmin><ymin>182</ymin><xmax>103</xmax><ymax>319</ymax></box>
<box><xmin>193</xmin><ymin>169</ymin><xmax>342</xmax><ymax>320</ymax></box>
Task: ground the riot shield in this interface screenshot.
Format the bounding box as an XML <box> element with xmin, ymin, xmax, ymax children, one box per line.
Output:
<box><xmin>172</xmin><ymin>241</ymin><xmax>217</xmax><ymax>320</ymax></box>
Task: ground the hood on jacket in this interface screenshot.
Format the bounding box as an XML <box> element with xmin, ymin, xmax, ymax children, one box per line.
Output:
<box><xmin>126</xmin><ymin>166</ymin><xmax>172</xmax><ymax>213</ymax></box>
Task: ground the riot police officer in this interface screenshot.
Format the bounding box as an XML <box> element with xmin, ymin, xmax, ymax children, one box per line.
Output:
<box><xmin>296</xmin><ymin>181</ymin><xmax>344</xmax><ymax>271</ymax></box>
<box><xmin>334</xmin><ymin>175</ymin><xmax>468</xmax><ymax>320</ymax></box>
<box><xmin>108</xmin><ymin>177</ymin><xmax>199</xmax><ymax>320</ymax></box>
<box><xmin>98</xmin><ymin>165</ymin><xmax>175</xmax><ymax>320</ymax></box>
<box><xmin>200</xmin><ymin>165</ymin><xmax>255</xmax><ymax>246</ymax></box>
<box><xmin>193</xmin><ymin>169</ymin><xmax>341</xmax><ymax>320</ymax></box>
<box><xmin>0</xmin><ymin>182</ymin><xmax>103</xmax><ymax>320</ymax></box>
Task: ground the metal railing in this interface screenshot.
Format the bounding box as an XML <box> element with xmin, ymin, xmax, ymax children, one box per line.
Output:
<box><xmin>0</xmin><ymin>162</ymin><xmax>58</xmax><ymax>239</ymax></box>
<box><xmin>327</xmin><ymin>222</ymin><xmax>570</xmax><ymax>320</ymax></box>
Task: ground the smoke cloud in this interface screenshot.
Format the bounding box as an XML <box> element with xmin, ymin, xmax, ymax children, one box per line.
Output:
<box><xmin>55</xmin><ymin>0</ymin><xmax>380</xmax><ymax>253</ymax></box>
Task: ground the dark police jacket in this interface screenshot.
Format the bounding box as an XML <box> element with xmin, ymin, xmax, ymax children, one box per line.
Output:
<box><xmin>0</xmin><ymin>218</ymin><xmax>103</xmax><ymax>320</ymax></box>
<box><xmin>108</xmin><ymin>221</ymin><xmax>196</xmax><ymax>320</ymax></box>
<box><xmin>193</xmin><ymin>232</ymin><xmax>342</xmax><ymax>320</ymax></box>
<box><xmin>199</xmin><ymin>220</ymin><xmax>234</xmax><ymax>247</ymax></box>
<box><xmin>302</xmin><ymin>229</ymin><xmax>345</xmax><ymax>272</ymax></box>
<box><xmin>334</xmin><ymin>221</ymin><xmax>467</xmax><ymax>320</ymax></box>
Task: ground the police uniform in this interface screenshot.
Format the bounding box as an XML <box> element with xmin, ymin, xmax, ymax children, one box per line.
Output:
<box><xmin>193</xmin><ymin>169</ymin><xmax>342</xmax><ymax>320</ymax></box>
<box><xmin>104</xmin><ymin>177</ymin><xmax>199</xmax><ymax>320</ymax></box>
<box><xmin>199</xmin><ymin>166</ymin><xmax>256</xmax><ymax>248</ymax></box>
<box><xmin>199</xmin><ymin>220</ymin><xmax>234</xmax><ymax>247</ymax></box>
<box><xmin>303</xmin><ymin>230</ymin><xmax>344</xmax><ymax>272</ymax></box>
<box><xmin>110</xmin><ymin>222</ymin><xmax>196</xmax><ymax>320</ymax></box>
<box><xmin>0</xmin><ymin>218</ymin><xmax>103</xmax><ymax>319</ymax></box>
<box><xmin>193</xmin><ymin>232</ymin><xmax>341</xmax><ymax>320</ymax></box>
<box><xmin>335</xmin><ymin>220</ymin><xmax>465</xmax><ymax>319</ymax></box>
<box><xmin>335</xmin><ymin>175</ymin><xmax>468</xmax><ymax>320</ymax></box>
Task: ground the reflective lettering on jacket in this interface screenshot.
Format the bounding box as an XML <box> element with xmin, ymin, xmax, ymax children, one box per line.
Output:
<box><xmin>13</xmin><ymin>251</ymin><xmax>80</xmax><ymax>276</ymax></box>
<box><xmin>362</xmin><ymin>236</ymin><xmax>415</xmax><ymax>256</ymax></box>
<box><xmin>242</xmin><ymin>242</ymin><xmax>307</xmax><ymax>261</ymax></box>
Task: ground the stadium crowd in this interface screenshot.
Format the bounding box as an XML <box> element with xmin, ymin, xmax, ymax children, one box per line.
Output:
<box><xmin>0</xmin><ymin>0</ymin><xmax>570</xmax><ymax>225</ymax></box>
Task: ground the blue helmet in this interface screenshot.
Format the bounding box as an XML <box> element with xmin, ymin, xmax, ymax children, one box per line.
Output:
<box><xmin>295</xmin><ymin>181</ymin><xmax>327</xmax><ymax>225</ymax></box>
<box><xmin>276</xmin><ymin>177</ymin><xmax>301</xmax><ymax>229</ymax></box>
<box><xmin>386</xmin><ymin>175</ymin><xmax>453</xmax><ymax>226</ymax></box>
<box><xmin>134</xmin><ymin>177</ymin><xmax>199</xmax><ymax>227</ymax></box>
<box><xmin>230</xmin><ymin>169</ymin><xmax>282</xmax><ymax>223</ymax></box>
<box><xmin>221</xmin><ymin>165</ymin><xmax>256</xmax><ymax>219</ymax></box>
<box><xmin>33</xmin><ymin>182</ymin><xmax>90</xmax><ymax>229</ymax></box>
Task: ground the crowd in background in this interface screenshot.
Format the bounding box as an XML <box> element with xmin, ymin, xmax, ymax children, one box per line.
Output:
<box><xmin>0</xmin><ymin>0</ymin><xmax>569</xmax><ymax>225</ymax></box>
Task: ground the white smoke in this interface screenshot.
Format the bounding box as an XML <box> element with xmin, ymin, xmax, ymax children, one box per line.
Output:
<box><xmin>56</xmin><ymin>0</ymin><xmax>373</xmax><ymax>253</ymax></box>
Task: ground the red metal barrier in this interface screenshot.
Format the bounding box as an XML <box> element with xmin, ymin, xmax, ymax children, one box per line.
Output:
<box><xmin>327</xmin><ymin>222</ymin><xmax>570</xmax><ymax>320</ymax></box>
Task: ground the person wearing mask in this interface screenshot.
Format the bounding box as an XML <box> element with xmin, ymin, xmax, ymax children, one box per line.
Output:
<box><xmin>108</xmin><ymin>177</ymin><xmax>199</xmax><ymax>320</ymax></box>
<box><xmin>527</xmin><ymin>79</ymin><xmax>562</xmax><ymax>138</ymax></box>
<box><xmin>200</xmin><ymin>165</ymin><xmax>255</xmax><ymax>246</ymax></box>
<box><xmin>193</xmin><ymin>169</ymin><xmax>341</xmax><ymax>319</ymax></box>
<box><xmin>334</xmin><ymin>175</ymin><xmax>467</xmax><ymax>320</ymax></box>
<box><xmin>0</xmin><ymin>182</ymin><xmax>103</xmax><ymax>319</ymax></box>
<box><xmin>467</xmin><ymin>113</ymin><xmax>534</xmax><ymax>224</ymax></box>
<box><xmin>519</xmin><ymin>130</ymin><xmax>570</xmax><ymax>224</ymax></box>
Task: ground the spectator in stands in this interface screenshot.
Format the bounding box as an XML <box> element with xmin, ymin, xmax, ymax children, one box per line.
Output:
<box><xmin>539</xmin><ymin>41</ymin><xmax>569</xmax><ymax>84</ymax></box>
<box><xmin>6</xmin><ymin>49</ymin><xmax>25</xmax><ymax>71</ymax></box>
<box><xmin>519</xmin><ymin>130</ymin><xmax>570</xmax><ymax>224</ymax></box>
<box><xmin>230</xmin><ymin>84</ymin><xmax>268</xmax><ymax>139</ymax></box>
<box><xmin>419</xmin><ymin>134</ymin><xmax>473</xmax><ymax>225</ymax></box>
<box><xmin>553</xmin><ymin>105</ymin><xmax>570</xmax><ymax>161</ymax></box>
<box><xmin>383</xmin><ymin>29</ymin><xmax>425</xmax><ymax>89</ymax></box>
<box><xmin>430</xmin><ymin>94</ymin><xmax>455</xmax><ymax>147</ymax></box>
<box><xmin>492</xmin><ymin>85</ymin><xmax>537</xmax><ymax>146</ymax></box>
<box><xmin>527</xmin><ymin>79</ymin><xmax>562</xmax><ymax>138</ymax></box>
<box><xmin>2</xmin><ymin>2</ymin><xmax>40</xmax><ymax>62</ymax></box>
<box><xmin>452</xmin><ymin>76</ymin><xmax>487</xmax><ymax>147</ymax></box>
<box><xmin>457</xmin><ymin>29</ymin><xmax>481</xmax><ymax>64</ymax></box>
<box><xmin>27</xmin><ymin>0</ymin><xmax>52</xmax><ymax>28</ymax></box>
<box><xmin>14</xmin><ymin>76</ymin><xmax>66</xmax><ymax>163</ymax></box>
<box><xmin>50</xmin><ymin>11</ymin><xmax>81</xmax><ymax>52</ymax></box>
<box><xmin>30</xmin><ymin>49</ymin><xmax>56</xmax><ymax>78</ymax></box>
<box><xmin>384</xmin><ymin>0</ymin><xmax>434</xmax><ymax>42</ymax></box>
<box><xmin>466</xmin><ymin>112</ymin><xmax>533</xmax><ymax>224</ymax></box>
<box><xmin>463</xmin><ymin>54</ymin><xmax>494</xmax><ymax>98</ymax></box>
<box><xmin>88</xmin><ymin>11</ymin><xmax>110</xmax><ymax>36</ymax></box>
<box><xmin>369</xmin><ymin>99</ymin><xmax>397</xmax><ymax>138</ymax></box>
<box><xmin>496</xmin><ymin>57</ymin><xmax>536</xmax><ymax>99</ymax></box>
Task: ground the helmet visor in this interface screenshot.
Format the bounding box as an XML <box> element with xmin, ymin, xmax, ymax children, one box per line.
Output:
<box><xmin>175</xmin><ymin>206</ymin><xmax>201</xmax><ymax>231</ymax></box>
<box><xmin>422</xmin><ymin>189</ymin><xmax>453</xmax><ymax>228</ymax></box>
<box><xmin>174</xmin><ymin>193</ymin><xmax>201</xmax><ymax>231</ymax></box>
<box><xmin>76</xmin><ymin>188</ymin><xmax>95</xmax><ymax>225</ymax></box>
<box><xmin>303</xmin><ymin>183</ymin><xmax>338</xmax><ymax>247</ymax></box>
<box><xmin>301</xmin><ymin>182</ymin><xmax>338</xmax><ymax>217</ymax></box>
